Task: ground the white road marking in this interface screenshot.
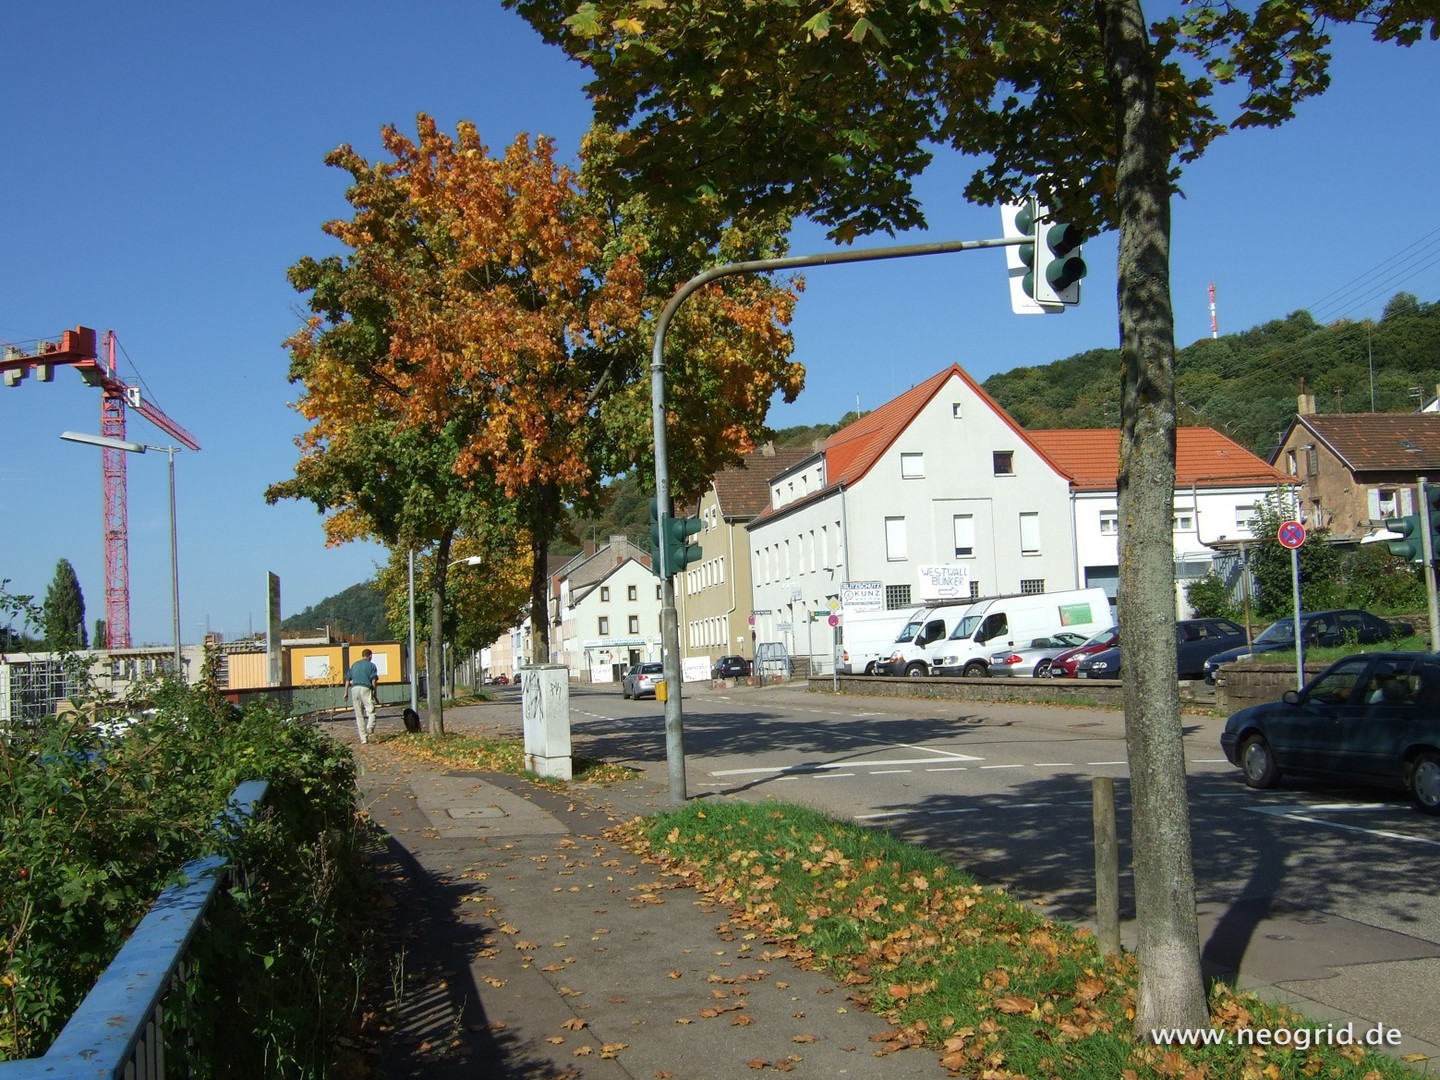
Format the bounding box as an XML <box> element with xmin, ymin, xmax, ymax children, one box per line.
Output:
<box><xmin>1246</xmin><ymin>804</ymin><xmax>1440</xmax><ymax>848</ymax></box>
<box><xmin>931</xmin><ymin>807</ymin><xmax>980</xmax><ymax>815</ymax></box>
<box><xmin>1088</xmin><ymin>761</ymin><xmax>1127</xmax><ymax>766</ymax></box>
<box><xmin>710</xmin><ymin>753</ymin><xmax>982</xmax><ymax>778</ymax></box>
<box><xmin>869</xmin><ymin>769</ymin><xmax>913</xmax><ymax>775</ymax></box>
<box><xmin>855</xmin><ymin>811</ymin><xmax>910</xmax><ymax>821</ymax></box>
<box><xmin>813</xmin><ymin>772</ymin><xmax>856</xmax><ymax>779</ymax></box>
<box><xmin>980</xmin><ymin>764</ymin><xmax>1025</xmax><ymax>770</ymax></box>
<box><xmin>1191</xmin><ymin>758</ymin><xmax>1230</xmax><ymax>764</ymax></box>
<box><xmin>926</xmin><ymin>767</ymin><xmax>969</xmax><ymax>773</ymax></box>
<box><xmin>1034</xmin><ymin>762</ymin><xmax>1076</xmax><ymax>767</ymax></box>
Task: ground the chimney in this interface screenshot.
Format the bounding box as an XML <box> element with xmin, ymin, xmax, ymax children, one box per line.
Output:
<box><xmin>761</xmin><ymin>441</ymin><xmax>776</xmax><ymax>457</ymax></box>
<box><xmin>584</xmin><ymin>539</ymin><xmax>597</xmax><ymax>558</ymax></box>
<box><xmin>1297</xmin><ymin>379</ymin><xmax>1315</xmax><ymax>416</ymax></box>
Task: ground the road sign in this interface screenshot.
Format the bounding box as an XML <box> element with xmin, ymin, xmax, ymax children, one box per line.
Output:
<box><xmin>828</xmin><ymin>614</ymin><xmax>839</xmax><ymax>627</ymax></box>
<box><xmin>747</xmin><ymin>614</ymin><xmax>755</xmax><ymax>626</ymax></box>
<box><xmin>1278</xmin><ymin>520</ymin><xmax>1306</xmax><ymax>549</ymax></box>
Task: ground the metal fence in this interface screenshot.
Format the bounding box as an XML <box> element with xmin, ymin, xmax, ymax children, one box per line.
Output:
<box><xmin>0</xmin><ymin>779</ymin><xmax>269</xmax><ymax>1080</ymax></box>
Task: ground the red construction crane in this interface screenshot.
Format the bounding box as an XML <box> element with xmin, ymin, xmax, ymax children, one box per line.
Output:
<box><xmin>1</xmin><ymin>326</ymin><xmax>200</xmax><ymax>648</ymax></box>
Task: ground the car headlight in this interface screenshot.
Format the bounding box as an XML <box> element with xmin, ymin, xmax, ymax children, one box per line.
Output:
<box><xmin>1090</xmin><ymin>661</ymin><xmax>1108</xmax><ymax>671</ymax></box>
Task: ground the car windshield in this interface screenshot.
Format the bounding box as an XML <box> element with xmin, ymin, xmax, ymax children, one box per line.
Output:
<box><xmin>1083</xmin><ymin>625</ymin><xmax>1119</xmax><ymax>647</ymax></box>
<box><xmin>1253</xmin><ymin>620</ymin><xmax>1299</xmax><ymax>645</ymax></box>
<box><xmin>951</xmin><ymin>615</ymin><xmax>984</xmax><ymax>640</ymax></box>
<box><xmin>1052</xmin><ymin>632</ymin><xmax>1088</xmax><ymax>647</ymax></box>
<box><xmin>895</xmin><ymin>620</ymin><xmax>924</xmax><ymax>643</ymax></box>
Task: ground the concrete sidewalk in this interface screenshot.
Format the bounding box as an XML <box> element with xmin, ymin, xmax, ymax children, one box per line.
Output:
<box><xmin>344</xmin><ymin>697</ymin><xmax>939</xmax><ymax>1079</ymax></box>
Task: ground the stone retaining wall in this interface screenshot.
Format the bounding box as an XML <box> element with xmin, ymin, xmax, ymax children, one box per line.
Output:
<box><xmin>807</xmin><ymin>674</ymin><xmax>1126</xmax><ymax>708</ymax></box>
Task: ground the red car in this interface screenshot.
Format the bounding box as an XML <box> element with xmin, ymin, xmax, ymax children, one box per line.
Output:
<box><xmin>1048</xmin><ymin>625</ymin><xmax>1119</xmax><ymax>678</ymax></box>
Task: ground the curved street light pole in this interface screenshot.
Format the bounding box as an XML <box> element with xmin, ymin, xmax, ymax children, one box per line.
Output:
<box><xmin>650</xmin><ymin>234</ymin><xmax>1023</xmax><ymax>804</ymax></box>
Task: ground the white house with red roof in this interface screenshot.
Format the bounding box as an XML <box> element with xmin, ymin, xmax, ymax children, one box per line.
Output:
<box><xmin>745</xmin><ymin>365</ymin><xmax>1290</xmax><ymax>669</ymax></box>
<box><xmin>1028</xmin><ymin>428</ymin><xmax>1290</xmax><ymax>614</ymax></box>
<box><xmin>746</xmin><ymin>366</ymin><xmax>1081</xmax><ymax>666</ymax></box>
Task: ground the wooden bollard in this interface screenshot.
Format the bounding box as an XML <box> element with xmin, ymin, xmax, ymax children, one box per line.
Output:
<box><xmin>1092</xmin><ymin>776</ymin><xmax>1121</xmax><ymax>955</ymax></box>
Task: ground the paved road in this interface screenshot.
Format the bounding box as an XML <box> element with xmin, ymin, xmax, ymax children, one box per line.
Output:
<box><xmin>541</xmin><ymin>680</ymin><xmax>1440</xmax><ymax>1057</ymax></box>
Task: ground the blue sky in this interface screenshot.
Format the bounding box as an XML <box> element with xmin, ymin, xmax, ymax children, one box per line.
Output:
<box><xmin>2</xmin><ymin>2</ymin><xmax>1437</xmax><ymax>647</ymax></box>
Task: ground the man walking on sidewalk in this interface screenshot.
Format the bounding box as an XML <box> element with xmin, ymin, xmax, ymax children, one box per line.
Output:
<box><xmin>346</xmin><ymin>648</ymin><xmax>379</xmax><ymax>744</ymax></box>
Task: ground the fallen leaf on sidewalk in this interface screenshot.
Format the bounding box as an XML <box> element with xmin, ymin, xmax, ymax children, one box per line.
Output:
<box><xmin>747</xmin><ymin>1060</ymin><xmax>770</xmax><ymax>1070</ymax></box>
<box><xmin>481</xmin><ymin>977</ymin><xmax>505</xmax><ymax>988</ymax></box>
<box><xmin>545</xmin><ymin>1036</ymin><xmax>565</xmax><ymax>1045</ymax></box>
<box><xmin>600</xmin><ymin>1042</ymin><xmax>628</xmax><ymax>1058</ymax></box>
<box><xmin>573</xmin><ymin>1046</ymin><xmax>593</xmax><ymax>1057</ymax></box>
<box><xmin>541</xmin><ymin>964</ymin><xmax>565</xmax><ymax>972</ymax></box>
<box><xmin>561</xmin><ymin>1018</ymin><xmax>587</xmax><ymax>1031</ymax></box>
<box><xmin>792</xmin><ymin>1035</ymin><xmax>816</xmax><ymax>1044</ymax></box>
<box><xmin>668</xmin><ymin>970</ymin><xmax>682</xmax><ymax>979</ymax></box>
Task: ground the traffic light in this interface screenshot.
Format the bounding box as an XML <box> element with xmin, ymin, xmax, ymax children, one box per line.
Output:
<box><xmin>648</xmin><ymin>497</ymin><xmax>663</xmax><ymax>577</ymax></box>
<box><xmin>1386</xmin><ymin>513</ymin><xmax>1424</xmax><ymax>562</ymax></box>
<box><xmin>1010</xmin><ymin>197</ymin><xmax>1086</xmax><ymax>306</ymax></box>
<box><xmin>1427</xmin><ymin>485</ymin><xmax>1440</xmax><ymax>555</ymax></box>
<box><xmin>662</xmin><ymin>513</ymin><xmax>703</xmax><ymax>577</ymax></box>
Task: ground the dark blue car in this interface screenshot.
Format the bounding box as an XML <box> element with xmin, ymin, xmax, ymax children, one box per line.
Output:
<box><xmin>1220</xmin><ymin>651</ymin><xmax>1440</xmax><ymax>813</ymax></box>
<box><xmin>1203</xmin><ymin>608</ymin><xmax>1410</xmax><ymax>683</ymax></box>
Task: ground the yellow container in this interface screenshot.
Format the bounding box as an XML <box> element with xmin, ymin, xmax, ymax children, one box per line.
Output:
<box><xmin>655</xmin><ymin>679</ymin><xmax>668</xmax><ymax>702</ymax></box>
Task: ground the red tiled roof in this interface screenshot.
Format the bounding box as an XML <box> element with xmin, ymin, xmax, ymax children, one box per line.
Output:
<box><xmin>711</xmin><ymin>444</ymin><xmax>818</xmax><ymax>519</ymax></box>
<box><xmin>1027</xmin><ymin>428</ymin><xmax>1290</xmax><ymax>490</ymax></box>
<box><xmin>821</xmin><ymin>364</ymin><xmax>1070</xmax><ymax>487</ymax></box>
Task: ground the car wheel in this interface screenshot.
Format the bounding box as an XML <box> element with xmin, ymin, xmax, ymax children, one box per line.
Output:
<box><xmin>863</xmin><ymin>661</ymin><xmax>877</xmax><ymax>676</ymax></box>
<box><xmin>1240</xmin><ymin>734</ymin><xmax>1280</xmax><ymax>789</ymax></box>
<box><xmin>1034</xmin><ymin>660</ymin><xmax>1052</xmax><ymax>678</ymax></box>
<box><xmin>962</xmin><ymin>661</ymin><xmax>988</xmax><ymax>678</ymax></box>
<box><xmin>1410</xmin><ymin>751</ymin><xmax>1440</xmax><ymax>814</ymax></box>
<box><xmin>622</xmin><ymin>685</ymin><xmax>631</xmax><ymax>700</ymax></box>
<box><xmin>905</xmin><ymin>663</ymin><xmax>927</xmax><ymax>678</ymax></box>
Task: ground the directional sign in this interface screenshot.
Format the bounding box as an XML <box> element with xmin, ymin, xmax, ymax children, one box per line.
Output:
<box><xmin>1277</xmin><ymin>520</ymin><xmax>1307</xmax><ymax>549</ymax></box>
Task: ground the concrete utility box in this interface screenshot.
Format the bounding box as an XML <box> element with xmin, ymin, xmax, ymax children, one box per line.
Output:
<box><xmin>521</xmin><ymin>664</ymin><xmax>572</xmax><ymax>780</ymax></box>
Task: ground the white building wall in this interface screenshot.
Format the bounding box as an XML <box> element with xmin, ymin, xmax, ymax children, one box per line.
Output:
<box><xmin>559</xmin><ymin>559</ymin><xmax>664</xmax><ymax>679</ymax></box>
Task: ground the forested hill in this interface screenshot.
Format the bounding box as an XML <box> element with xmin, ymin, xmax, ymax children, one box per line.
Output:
<box><xmin>981</xmin><ymin>292</ymin><xmax>1440</xmax><ymax>459</ymax></box>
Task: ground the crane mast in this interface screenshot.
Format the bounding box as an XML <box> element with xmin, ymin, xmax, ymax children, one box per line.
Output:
<box><xmin>1</xmin><ymin>326</ymin><xmax>200</xmax><ymax>648</ymax></box>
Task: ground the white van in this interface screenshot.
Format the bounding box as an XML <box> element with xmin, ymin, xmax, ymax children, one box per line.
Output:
<box><xmin>838</xmin><ymin>607</ymin><xmax>920</xmax><ymax>675</ymax></box>
<box><xmin>875</xmin><ymin>601</ymin><xmax>974</xmax><ymax>677</ymax></box>
<box><xmin>927</xmin><ymin>588</ymin><xmax>1112</xmax><ymax>677</ymax></box>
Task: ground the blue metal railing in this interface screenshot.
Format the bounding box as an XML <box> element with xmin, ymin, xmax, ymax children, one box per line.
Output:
<box><xmin>0</xmin><ymin>779</ymin><xmax>269</xmax><ymax>1079</ymax></box>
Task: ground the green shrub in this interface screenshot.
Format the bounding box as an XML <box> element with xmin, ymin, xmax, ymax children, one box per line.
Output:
<box><xmin>1</xmin><ymin>604</ymin><xmax>371</xmax><ymax>1074</ymax></box>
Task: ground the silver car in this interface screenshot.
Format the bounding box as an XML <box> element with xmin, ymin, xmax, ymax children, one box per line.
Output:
<box><xmin>988</xmin><ymin>632</ymin><xmax>1090</xmax><ymax>678</ymax></box>
<box><xmin>621</xmin><ymin>661</ymin><xmax>665</xmax><ymax>699</ymax></box>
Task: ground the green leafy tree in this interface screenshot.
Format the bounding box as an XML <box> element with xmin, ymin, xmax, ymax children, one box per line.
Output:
<box><xmin>41</xmin><ymin>559</ymin><xmax>86</xmax><ymax>650</ymax></box>
<box><xmin>509</xmin><ymin>0</ymin><xmax>1435</xmax><ymax>1033</ymax></box>
<box><xmin>1247</xmin><ymin>494</ymin><xmax>1346</xmax><ymax>619</ymax></box>
<box><xmin>1183</xmin><ymin>572</ymin><xmax>1239</xmax><ymax>621</ymax></box>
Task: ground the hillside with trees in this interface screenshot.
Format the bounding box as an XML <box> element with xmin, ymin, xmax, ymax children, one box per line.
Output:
<box><xmin>982</xmin><ymin>293</ymin><xmax>1440</xmax><ymax>458</ymax></box>
<box><xmin>281</xmin><ymin>582</ymin><xmax>389</xmax><ymax>642</ymax></box>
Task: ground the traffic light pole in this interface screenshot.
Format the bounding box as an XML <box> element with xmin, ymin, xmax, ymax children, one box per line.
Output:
<box><xmin>650</xmin><ymin>234</ymin><xmax>1027</xmax><ymax>804</ymax></box>
<box><xmin>1420</xmin><ymin>477</ymin><xmax>1440</xmax><ymax>648</ymax></box>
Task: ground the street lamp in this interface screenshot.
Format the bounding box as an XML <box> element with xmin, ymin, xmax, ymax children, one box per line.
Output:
<box><xmin>61</xmin><ymin>430</ymin><xmax>183</xmax><ymax>675</ymax></box>
<box><xmin>406</xmin><ymin>551</ymin><xmax>483</xmax><ymax>711</ymax></box>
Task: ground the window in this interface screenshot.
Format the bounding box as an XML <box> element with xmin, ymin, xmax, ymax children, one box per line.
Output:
<box><xmin>598</xmin><ymin>616</ymin><xmax>610</xmax><ymax>636</ymax></box>
<box><xmin>1286</xmin><ymin>450</ymin><xmax>1298</xmax><ymax>477</ymax></box>
<box><xmin>885</xmin><ymin>584</ymin><xmax>912</xmax><ymax>609</ymax></box>
<box><xmin>901</xmin><ymin>452</ymin><xmax>925</xmax><ymax>478</ymax></box>
<box><xmin>885</xmin><ymin>517</ymin><xmax>908</xmax><ymax>560</ymax></box>
<box><xmin>952</xmin><ymin>402</ymin><xmax>963</xmax><ymax>419</ymax></box>
<box><xmin>1172</xmin><ymin>512</ymin><xmax>1194</xmax><ymax>532</ymax></box>
<box><xmin>969</xmin><ymin>580</ymin><xmax>982</xmax><ymax>599</ymax></box>
<box><xmin>1020</xmin><ymin>579</ymin><xmax>1046</xmax><ymax>595</ymax></box>
<box><xmin>953</xmin><ymin>514</ymin><xmax>975</xmax><ymax>558</ymax></box>
<box><xmin>656</xmin><ymin>584</ymin><xmax>662</xmax><ymax>600</ymax></box>
<box><xmin>600</xmin><ymin>586</ymin><xmax>610</xmax><ymax>602</ymax></box>
<box><xmin>1305</xmin><ymin>446</ymin><xmax>1319</xmax><ymax>476</ymax></box>
<box><xmin>1236</xmin><ymin>504</ymin><xmax>1259</xmax><ymax>530</ymax></box>
<box><xmin>993</xmin><ymin>450</ymin><xmax>1014</xmax><ymax>476</ymax></box>
<box><xmin>1099</xmin><ymin>509</ymin><xmax>1118</xmax><ymax>535</ymax></box>
<box><xmin>628</xmin><ymin>615</ymin><xmax>640</xmax><ymax>634</ymax></box>
<box><xmin>627</xmin><ymin>584</ymin><xmax>637</xmax><ymax>601</ymax></box>
<box><xmin>1019</xmin><ymin>512</ymin><xmax>1041</xmax><ymax>555</ymax></box>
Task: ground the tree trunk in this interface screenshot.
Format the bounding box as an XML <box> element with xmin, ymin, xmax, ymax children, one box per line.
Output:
<box><xmin>427</xmin><ymin>530</ymin><xmax>452</xmax><ymax>735</ymax></box>
<box><xmin>527</xmin><ymin>482</ymin><xmax>559</xmax><ymax>666</ymax></box>
<box><xmin>1100</xmin><ymin>0</ymin><xmax>1209</xmax><ymax>1036</ymax></box>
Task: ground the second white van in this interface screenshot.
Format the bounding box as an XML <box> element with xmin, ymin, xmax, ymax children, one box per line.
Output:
<box><xmin>929</xmin><ymin>588</ymin><xmax>1113</xmax><ymax>678</ymax></box>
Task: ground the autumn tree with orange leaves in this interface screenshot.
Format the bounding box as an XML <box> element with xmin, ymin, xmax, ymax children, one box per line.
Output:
<box><xmin>270</xmin><ymin>116</ymin><xmax>803</xmax><ymax>731</ymax></box>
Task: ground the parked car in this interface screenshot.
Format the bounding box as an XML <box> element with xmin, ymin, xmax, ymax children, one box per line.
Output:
<box><xmin>712</xmin><ymin>655</ymin><xmax>751</xmax><ymax>679</ymax></box>
<box><xmin>1219</xmin><ymin>651</ymin><xmax>1440</xmax><ymax>813</ymax></box>
<box><xmin>1203</xmin><ymin>609</ymin><xmax>1413</xmax><ymax>683</ymax></box>
<box><xmin>1074</xmin><ymin>618</ymin><xmax>1248</xmax><ymax>680</ymax></box>
<box><xmin>489</xmin><ymin>673</ymin><xmax>510</xmax><ymax>685</ymax></box>
<box><xmin>621</xmin><ymin>661</ymin><xmax>665</xmax><ymax>699</ymax></box>
<box><xmin>1049</xmin><ymin>625</ymin><xmax>1120</xmax><ymax>678</ymax></box>
<box><xmin>985</xmin><ymin>633</ymin><xmax>1090</xmax><ymax>678</ymax></box>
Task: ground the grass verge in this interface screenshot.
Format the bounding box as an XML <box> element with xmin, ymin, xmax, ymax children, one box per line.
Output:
<box><xmin>380</xmin><ymin>730</ymin><xmax>636</xmax><ymax>785</ymax></box>
<box><xmin>617</xmin><ymin>800</ymin><xmax>1426</xmax><ymax>1080</ymax></box>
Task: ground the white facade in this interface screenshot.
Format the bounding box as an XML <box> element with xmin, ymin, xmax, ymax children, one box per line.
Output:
<box><xmin>747</xmin><ymin>370</ymin><xmax>1080</xmax><ymax>671</ymax></box>
<box><xmin>1071</xmin><ymin>485</ymin><xmax>1273</xmax><ymax>617</ymax></box>
<box><xmin>558</xmin><ymin>558</ymin><xmax>664</xmax><ymax>679</ymax></box>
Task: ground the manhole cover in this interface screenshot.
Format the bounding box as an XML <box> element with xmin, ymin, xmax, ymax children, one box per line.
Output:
<box><xmin>448</xmin><ymin>806</ymin><xmax>507</xmax><ymax>819</ymax></box>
